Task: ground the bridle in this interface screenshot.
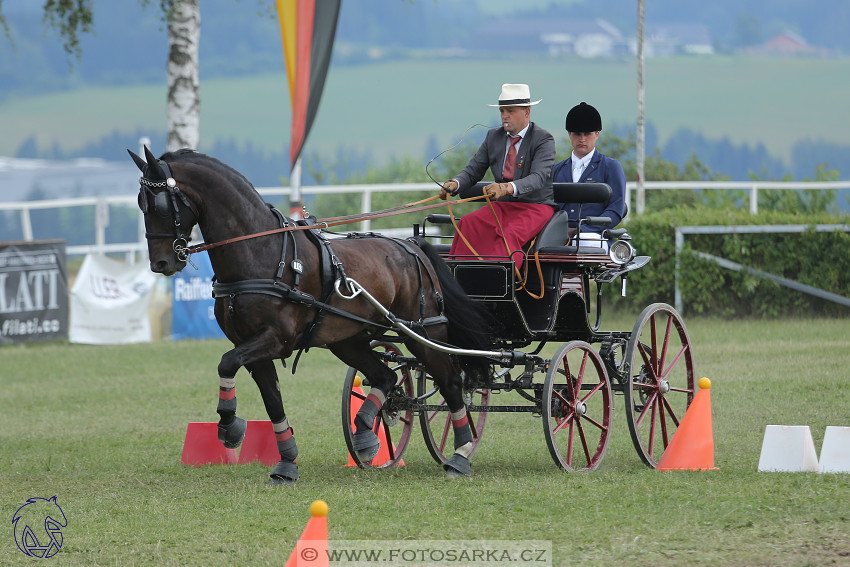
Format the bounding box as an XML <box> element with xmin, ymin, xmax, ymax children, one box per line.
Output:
<box><xmin>137</xmin><ymin>160</ymin><xmax>198</xmax><ymax>267</ymax></box>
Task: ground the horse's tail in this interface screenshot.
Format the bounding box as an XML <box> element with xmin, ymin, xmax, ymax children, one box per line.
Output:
<box><xmin>413</xmin><ymin>236</ymin><xmax>494</xmax><ymax>377</ymax></box>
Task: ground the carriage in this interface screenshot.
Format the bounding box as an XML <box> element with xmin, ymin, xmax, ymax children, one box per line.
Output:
<box><xmin>341</xmin><ymin>181</ymin><xmax>696</xmax><ymax>472</ymax></box>
<box><xmin>132</xmin><ymin>148</ymin><xmax>695</xmax><ymax>483</ymax></box>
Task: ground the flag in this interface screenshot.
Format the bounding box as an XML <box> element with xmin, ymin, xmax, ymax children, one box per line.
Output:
<box><xmin>276</xmin><ymin>0</ymin><xmax>342</xmax><ymax>168</ymax></box>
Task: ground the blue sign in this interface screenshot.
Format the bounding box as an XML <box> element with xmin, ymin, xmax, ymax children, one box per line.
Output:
<box><xmin>171</xmin><ymin>251</ymin><xmax>225</xmax><ymax>341</ymax></box>
<box><xmin>13</xmin><ymin>496</ymin><xmax>67</xmax><ymax>559</ymax></box>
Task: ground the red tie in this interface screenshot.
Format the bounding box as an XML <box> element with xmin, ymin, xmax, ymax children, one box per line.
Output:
<box><xmin>502</xmin><ymin>135</ymin><xmax>521</xmax><ymax>181</ymax></box>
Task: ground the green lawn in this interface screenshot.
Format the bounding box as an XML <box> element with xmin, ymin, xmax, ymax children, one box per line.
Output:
<box><xmin>2</xmin><ymin>56</ymin><xmax>849</xmax><ymax>166</ymax></box>
<box><xmin>2</xmin><ymin>315</ymin><xmax>849</xmax><ymax>565</ymax></box>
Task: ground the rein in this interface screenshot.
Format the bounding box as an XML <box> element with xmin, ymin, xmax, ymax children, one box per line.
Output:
<box><xmin>185</xmin><ymin>193</ymin><xmax>487</xmax><ymax>255</ymax></box>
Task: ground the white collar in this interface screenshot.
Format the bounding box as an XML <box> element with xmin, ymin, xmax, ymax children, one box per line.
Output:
<box><xmin>572</xmin><ymin>148</ymin><xmax>595</xmax><ymax>167</ymax></box>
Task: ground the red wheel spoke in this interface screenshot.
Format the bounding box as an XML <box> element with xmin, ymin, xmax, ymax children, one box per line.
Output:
<box><xmin>467</xmin><ymin>409</ymin><xmax>480</xmax><ymax>439</ymax></box>
<box><xmin>637</xmin><ymin>342</ymin><xmax>659</xmax><ymax>381</ymax></box>
<box><xmin>580</xmin><ymin>413</ymin><xmax>606</xmax><ymax>431</ymax></box>
<box><xmin>565</xmin><ymin>419</ymin><xmax>576</xmax><ymax>466</ymax></box>
<box><xmin>661</xmin><ymin>394</ymin><xmax>682</xmax><ymax>428</ymax></box>
<box><xmin>647</xmin><ymin>396</ymin><xmax>659</xmax><ymax>455</ymax></box>
<box><xmin>575</xmin><ymin>418</ymin><xmax>592</xmax><ymax>465</ymax></box>
<box><xmin>552</xmin><ymin>413</ymin><xmax>574</xmax><ymax>434</ymax></box>
<box><xmin>553</xmin><ymin>388</ymin><xmax>571</xmax><ymax>406</ymax></box>
<box><xmin>351</xmin><ymin>390</ymin><xmax>367</xmax><ymax>401</ymax></box>
<box><xmin>436</xmin><ymin>415</ymin><xmax>451</xmax><ymax>453</ymax></box>
<box><xmin>658</xmin><ymin>399</ymin><xmax>669</xmax><ymax>449</ymax></box>
<box><xmin>658</xmin><ymin>315</ymin><xmax>673</xmax><ymax>373</ymax></box>
<box><xmin>580</xmin><ymin>381</ymin><xmax>605</xmax><ymax>403</ymax></box>
<box><xmin>575</xmin><ymin>350</ymin><xmax>588</xmax><ymax>393</ymax></box>
<box><xmin>659</xmin><ymin>344</ymin><xmax>688</xmax><ymax>381</ymax></box>
<box><xmin>634</xmin><ymin>391</ymin><xmax>657</xmax><ymax>429</ymax></box>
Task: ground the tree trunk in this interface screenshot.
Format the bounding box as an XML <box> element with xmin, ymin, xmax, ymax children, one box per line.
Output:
<box><xmin>166</xmin><ymin>0</ymin><xmax>200</xmax><ymax>152</ymax></box>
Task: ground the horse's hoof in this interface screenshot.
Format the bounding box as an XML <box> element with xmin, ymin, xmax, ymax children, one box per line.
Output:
<box><xmin>443</xmin><ymin>453</ymin><xmax>472</xmax><ymax>478</ymax></box>
<box><xmin>218</xmin><ymin>416</ymin><xmax>247</xmax><ymax>449</ymax></box>
<box><xmin>269</xmin><ymin>460</ymin><xmax>299</xmax><ymax>486</ymax></box>
<box><xmin>352</xmin><ymin>430</ymin><xmax>380</xmax><ymax>463</ymax></box>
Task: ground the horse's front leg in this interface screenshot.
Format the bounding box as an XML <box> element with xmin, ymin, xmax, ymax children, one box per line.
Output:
<box><xmin>246</xmin><ymin>359</ymin><xmax>299</xmax><ymax>485</ymax></box>
<box><xmin>217</xmin><ymin>329</ymin><xmax>298</xmax><ymax>485</ymax></box>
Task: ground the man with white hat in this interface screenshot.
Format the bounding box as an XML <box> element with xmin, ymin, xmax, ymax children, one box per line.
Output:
<box><xmin>439</xmin><ymin>83</ymin><xmax>556</xmax><ymax>270</ymax></box>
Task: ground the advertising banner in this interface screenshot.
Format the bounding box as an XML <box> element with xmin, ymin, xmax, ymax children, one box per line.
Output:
<box><xmin>171</xmin><ymin>251</ymin><xmax>225</xmax><ymax>341</ymax></box>
<box><xmin>0</xmin><ymin>240</ymin><xmax>68</xmax><ymax>345</ymax></box>
<box><xmin>69</xmin><ymin>254</ymin><xmax>157</xmax><ymax>344</ymax></box>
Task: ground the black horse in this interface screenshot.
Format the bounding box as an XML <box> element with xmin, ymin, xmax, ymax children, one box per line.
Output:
<box><xmin>129</xmin><ymin>147</ymin><xmax>491</xmax><ymax>484</ymax></box>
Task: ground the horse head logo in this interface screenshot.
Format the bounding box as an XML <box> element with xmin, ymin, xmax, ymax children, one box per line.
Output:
<box><xmin>12</xmin><ymin>496</ymin><xmax>67</xmax><ymax>558</ymax></box>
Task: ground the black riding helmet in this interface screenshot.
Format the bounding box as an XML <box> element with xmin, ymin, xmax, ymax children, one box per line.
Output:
<box><xmin>565</xmin><ymin>102</ymin><xmax>602</xmax><ymax>132</ymax></box>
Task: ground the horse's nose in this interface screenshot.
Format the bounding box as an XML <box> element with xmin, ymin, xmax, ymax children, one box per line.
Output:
<box><xmin>151</xmin><ymin>259</ymin><xmax>170</xmax><ymax>274</ymax></box>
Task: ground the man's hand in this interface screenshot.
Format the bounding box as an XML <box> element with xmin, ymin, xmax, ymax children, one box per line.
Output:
<box><xmin>439</xmin><ymin>180</ymin><xmax>459</xmax><ymax>200</ymax></box>
<box><xmin>483</xmin><ymin>182</ymin><xmax>513</xmax><ymax>200</ymax></box>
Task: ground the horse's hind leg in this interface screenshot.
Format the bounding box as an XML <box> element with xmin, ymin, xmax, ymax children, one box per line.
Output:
<box><xmin>410</xmin><ymin>344</ymin><xmax>475</xmax><ymax>477</ymax></box>
<box><xmin>330</xmin><ymin>339</ymin><xmax>398</xmax><ymax>464</ymax></box>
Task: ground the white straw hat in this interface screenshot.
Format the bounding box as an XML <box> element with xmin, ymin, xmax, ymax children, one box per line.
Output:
<box><xmin>488</xmin><ymin>83</ymin><xmax>542</xmax><ymax>107</ymax></box>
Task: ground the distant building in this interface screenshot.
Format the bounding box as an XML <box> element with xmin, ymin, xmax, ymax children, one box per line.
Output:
<box><xmin>745</xmin><ymin>31</ymin><xmax>830</xmax><ymax>57</ymax></box>
<box><xmin>472</xmin><ymin>19</ymin><xmax>628</xmax><ymax>58</ymax></box>
<box><xmin>473</xmin><ymin>18</ymin><xmax>715</xmax><ymax>59</ymax></box>
<box><xmin>629</xmin><ymin>23</ymin><xmax>715</xmax><ymax>57</ymax></box>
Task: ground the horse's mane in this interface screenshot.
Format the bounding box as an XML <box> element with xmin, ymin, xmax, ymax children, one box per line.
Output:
<box><xmin>160</xmin><ymin>149</ymin><xmax>263</xmax><ymax>201</ymax></box>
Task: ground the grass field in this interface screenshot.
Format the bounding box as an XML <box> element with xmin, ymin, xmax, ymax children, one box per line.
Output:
<box><xmin>2</xmin><ymin>315</ymin><xmax>849</xmax><ymax>565</ymax></box>
<box><xmin>2</xmin><ymin>56</ymin><xmax>849</xmax><ymax>167</ymax></box>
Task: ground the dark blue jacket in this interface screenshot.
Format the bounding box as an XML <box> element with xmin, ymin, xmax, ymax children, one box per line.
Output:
<box><xmin>552</xmin><ymin>151</ymin><xmax>626</xmax><ymax>234</ymax></box>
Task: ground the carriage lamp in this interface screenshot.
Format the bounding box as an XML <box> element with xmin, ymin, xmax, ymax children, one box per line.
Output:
<box><xmin>608</xmin><ymin>238</ymin><xmax>635</xmax><ymax>265</ymax></box>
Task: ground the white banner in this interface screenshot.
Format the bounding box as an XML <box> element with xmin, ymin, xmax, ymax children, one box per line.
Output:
<box><xmin>69</xmin><ymin>254</ymin><xmax>157</xmax><ymax>344</ymax></box>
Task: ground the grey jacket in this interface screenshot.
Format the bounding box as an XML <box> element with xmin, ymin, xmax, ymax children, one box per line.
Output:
<box><xmin>454</xmin><ymin>122</ymin><xmax>556</xmax><ymax>207</ymax></box>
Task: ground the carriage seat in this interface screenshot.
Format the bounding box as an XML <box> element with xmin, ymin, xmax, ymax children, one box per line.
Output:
<box><xmin>530</xmin><ymin>182</ymin><xmax>613</xmax><ymax>254</ymax></box>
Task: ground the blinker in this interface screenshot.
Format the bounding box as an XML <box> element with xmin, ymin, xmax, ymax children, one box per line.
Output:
<box><xmin>137</xmin><ymin>187</ymin><xmax>173</xmax><ymax>218</ymax></box>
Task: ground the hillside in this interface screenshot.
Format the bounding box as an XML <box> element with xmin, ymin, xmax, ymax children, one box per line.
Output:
<box><xmin>1</xmin><ymin>55</ymin><xmax>849</xmax><ymax>186</ymax></box>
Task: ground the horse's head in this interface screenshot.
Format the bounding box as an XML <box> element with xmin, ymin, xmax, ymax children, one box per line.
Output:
<box><xmin>129</xmin><ymin>146</ymin><xmax>198</xmax><ymax>276</ymax></box>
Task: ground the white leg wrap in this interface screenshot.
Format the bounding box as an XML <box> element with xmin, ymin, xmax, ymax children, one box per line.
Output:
<box><xmin>454</xmin><ymin>441</ymin><xmax>474</xmax><ymax>459</ymax></box>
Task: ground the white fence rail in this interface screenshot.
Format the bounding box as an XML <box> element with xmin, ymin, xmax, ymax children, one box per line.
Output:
<box><xmin>1</xmin><ymin>180</ymin><xmax>848</xmax><ymax>261</ymax></box>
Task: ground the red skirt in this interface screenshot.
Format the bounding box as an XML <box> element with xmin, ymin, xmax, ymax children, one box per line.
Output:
<box><xmin>450</xmin><ymin>202</ymin><xmax>554</xmax><ymax>270</ymax></box>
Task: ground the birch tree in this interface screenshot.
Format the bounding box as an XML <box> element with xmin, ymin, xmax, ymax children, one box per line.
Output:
<box><xmin>3</xmin><ymin>0</ymin><xmax>201</xmax><ymax>152</ymax></box>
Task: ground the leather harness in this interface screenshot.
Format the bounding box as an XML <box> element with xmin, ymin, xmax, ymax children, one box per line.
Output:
<box><xmin>210</xmin><ymin>206</ymin><xmax>448</xmax><ymax>369</ymax></box>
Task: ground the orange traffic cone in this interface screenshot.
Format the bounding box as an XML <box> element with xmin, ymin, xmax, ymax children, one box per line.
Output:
<box><xmin>284</xmin><ymin>500</ymin><xmax>329</xmax><ymax>567</ymax></box>
<box><xmin>180</xmin><ymin>422</ymin><xmax>238</xmax><ymax>466</ymax></box>
<box><xmin>345</xmin><ymin>376</ymin><xmax>404</xmax><ymax>467</ymax></box>
<box><xmin>657</xmin><ymin>377</ymin><xmax>718</xmax><ymax>471</ymax></box>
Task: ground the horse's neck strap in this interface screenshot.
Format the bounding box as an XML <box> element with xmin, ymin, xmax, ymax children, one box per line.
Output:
<box><xmin>269</xmin><ymin>206</ymin><xmax>298</xmax><ymax>284</ymax></box>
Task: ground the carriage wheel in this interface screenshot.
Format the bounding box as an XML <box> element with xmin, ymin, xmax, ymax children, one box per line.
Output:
<box><xmin>542</xmin><ymin>341</ymin><xmax>613</xmax><ymax>471</ymax></box>
<box><xmin>341</xmin><ymin>341</ymin><xmax>414</xmax><ymax>469</ymax></box>
<box><xmin>417</xmin><ymin>370</ymin><xmax>489</xmax><ymax>465</ymax></box>
<box><xmin>624</xmin><ymin>303</ymin><xmax>695</xmax><ymax>468</ymax></box>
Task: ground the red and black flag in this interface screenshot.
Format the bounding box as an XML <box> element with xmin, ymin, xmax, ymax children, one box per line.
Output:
<box><xmin>276</xmin><ymin>0</ymin><xmax>342</xmax><ymax>168</ymax></box>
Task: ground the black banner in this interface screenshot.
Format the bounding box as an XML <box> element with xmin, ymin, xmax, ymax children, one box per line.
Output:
<box><xmin>0</xmin><ymin>240</ymin><xmax>68</xmax><ymax>344</ymax></box>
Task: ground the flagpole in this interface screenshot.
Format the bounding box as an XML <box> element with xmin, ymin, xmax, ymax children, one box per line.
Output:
<box><xmin>290</xmin><ymin>156</ymin><xmax>303</xmax><ymax>220</ymax></box>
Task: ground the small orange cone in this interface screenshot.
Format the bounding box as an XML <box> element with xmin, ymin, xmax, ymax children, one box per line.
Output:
<box><xmin>345</xmin><ymin>376</ymin><xmax>404</xmax><ymax>467</ymax></box>
<box><xmin>284</xmin><ymin>500</ymin><xmax>329</xmax><ymax>567</ymax></box>
<box><xmin>657</xmin><ymin>377</ymin><xmax>718</xmax><ymax>471</ymax></box>
<box><xmin>180</xmin><ymin>422</ymin><xmax>238</xmax><ymax>466</ymax></box>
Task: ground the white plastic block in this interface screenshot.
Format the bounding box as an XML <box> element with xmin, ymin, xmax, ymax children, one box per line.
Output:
<box><xmin>757</xmin><ymin>425</ymin><xmax>819</xmax><ymax>472</ymax></box>
<box><xmin>818</xmin><ymin>426</ymin><xmax>850</xmax><ymax>474</ymax></box>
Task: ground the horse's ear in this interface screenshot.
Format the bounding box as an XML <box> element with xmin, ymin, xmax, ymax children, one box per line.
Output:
<box><xmin>143</xmin><ymin>146</ymin><xmax>160</xmax><ymax>175</ymax></box>
<box><xmin>128</xmin><ymin>149</ymin><xmax>147</xmax><ymax>172</ymax></box>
